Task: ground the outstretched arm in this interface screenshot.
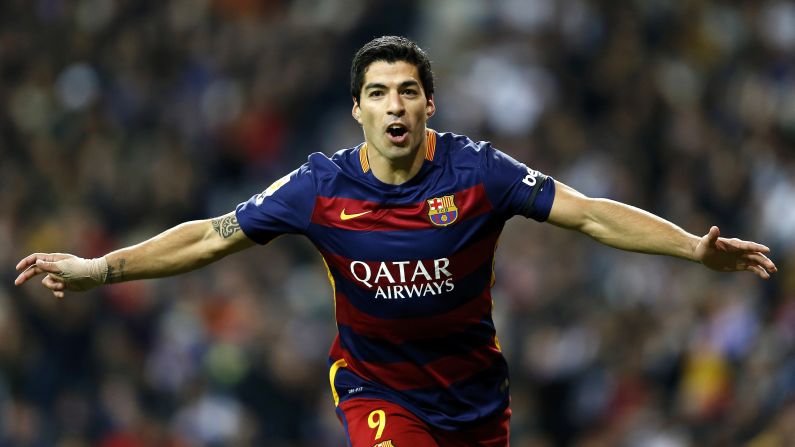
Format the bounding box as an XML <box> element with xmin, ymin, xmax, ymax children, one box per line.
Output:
<box><xmin>14</xmin><ymin>211</ymin><xmax>256</xmax><ymax>298</ymax></box>
<box><xmin>547</xmin><ymin>180</ymin><xmax>777</xmax><ymax>279</ymax></box>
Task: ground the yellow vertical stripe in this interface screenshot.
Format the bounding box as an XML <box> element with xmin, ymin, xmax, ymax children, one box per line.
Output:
<box><xmin>360</xmin><ymin>129</ymin><xmax>435</xmax><ymax>173</ymax></box>
<box><xmin>425</xmin><ymin>129</ymin><xmax>436</xmax><ymax>161</ymax></box>
<box><xmin>329</xmin><ymin>358</ymin><xmax>348</xmax><ymax>406</ymax></box>
<box><xmin>360</xmin><ymin>144</ymin><xmax>370</xmax><ymax>173</ymax></box>
<box><xmin>490</xmin><ymin>235</ymin><xmax>501</xmax><ymax>287</ymax></box>
<box><xmin>320</xmin><ymin>255</ymin><xmax>347</xmax><ymax>406</ymax></box>
<box><xmin>490</xmin><ymin>235</ymin><xmax>502</xmax><ymax>352</ymax></box>
<box><xmin>321</xmin><ymin>257</ymin><xmax>336</xmax><ymax>318</ymax></box>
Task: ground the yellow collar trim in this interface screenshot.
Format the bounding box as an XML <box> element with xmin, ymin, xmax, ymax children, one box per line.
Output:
<box><xmin>360</xmin><ymin>129</ymin><xmax>437</xmax><ymax>173</ymax></box>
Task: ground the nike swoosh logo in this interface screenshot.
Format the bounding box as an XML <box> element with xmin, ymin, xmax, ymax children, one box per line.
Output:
<box><xmin>340</xmin><ymin>209</ymin><xmax>373</xmax><ymax>220</ymax></box>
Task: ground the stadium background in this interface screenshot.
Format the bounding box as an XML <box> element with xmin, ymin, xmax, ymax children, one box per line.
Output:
<box><xmin>2</xmin><ymin>0</ymin><xmax>795</xmax><ymax>445</ymax></box>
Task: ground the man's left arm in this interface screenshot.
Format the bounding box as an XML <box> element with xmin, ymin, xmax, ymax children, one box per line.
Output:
<box><xmin>546</xmin><ymin>180</ymin><xmax>778</xmax><ymax>279</ymax></box>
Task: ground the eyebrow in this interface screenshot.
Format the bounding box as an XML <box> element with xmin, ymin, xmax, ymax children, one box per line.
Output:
<box><xmin>364</xmin><ymin>80</ymin><xmax>421</xmax><ymax>91</ymax></box>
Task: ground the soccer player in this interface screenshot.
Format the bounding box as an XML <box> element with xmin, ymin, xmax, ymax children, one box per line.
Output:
<box><xmin>15</xmin><ymin>36</ymin><xmax>776</xmax><ymax>446</ymax></box>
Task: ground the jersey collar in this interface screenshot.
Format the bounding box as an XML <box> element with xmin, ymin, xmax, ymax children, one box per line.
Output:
<box><xmin>359</xmin><ymin>129</ymin><xmax>437</xmax><ymax>174</ymax></box>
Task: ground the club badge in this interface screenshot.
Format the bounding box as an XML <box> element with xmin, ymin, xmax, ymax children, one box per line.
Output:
<box><xmin>427</xmin><ymin>195</ymin><xmax>458</xmax><ymax>226</ymax></box>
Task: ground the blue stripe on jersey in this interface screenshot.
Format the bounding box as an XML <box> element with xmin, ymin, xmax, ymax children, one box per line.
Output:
<box><xmin>331</xmin><ymin>355</ymin><xmax>510</xmax><ymax>430</ymax></box>
<box><xmin>337</xmin><ymin>319</ymin><xmax>496</xmax><ymax>365</ymax></box>
<box><xmin>398</xmin><ymin>360</ymin><xmax>510</xmax><ymax>427</ymax></box>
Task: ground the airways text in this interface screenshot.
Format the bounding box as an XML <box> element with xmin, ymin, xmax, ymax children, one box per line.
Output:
<box><xmin>349</xmin><ymin>258</ymin><xmax>455</xmax><ymax>299</ymax></box>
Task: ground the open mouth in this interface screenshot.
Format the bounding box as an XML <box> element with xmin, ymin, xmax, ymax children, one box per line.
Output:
<box><xmin>386</xmin><ymin>124</ymin><xmax>408</xmax><ymax>138</ymax></box>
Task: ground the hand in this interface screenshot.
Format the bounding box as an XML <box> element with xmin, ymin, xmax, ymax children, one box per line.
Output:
<box><xmin>695</xmin><ymin>226</ymin><xmax>778</xmax><ymax>279</ymax></box>
<box><xmin>14</xmin><ymin>253</ymin><xmax>108</xmax><ymax>298</ymax></box>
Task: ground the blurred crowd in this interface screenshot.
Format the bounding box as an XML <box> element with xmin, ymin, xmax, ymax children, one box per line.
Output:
<box><xmin>2</xmin><ymin>0</ymin><xmax>795</xmax><ymax>446</ymax></box>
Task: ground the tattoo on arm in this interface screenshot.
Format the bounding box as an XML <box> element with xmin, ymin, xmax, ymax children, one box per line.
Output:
<box><xmin>211</xmin><ymin>215</ymin><xmax>242</xmax><ymax>239</ymax></box>
<box><xmin>106</xmin><ymin>259</ymin><xmax>126</xmax><ymax>284</ymax></box>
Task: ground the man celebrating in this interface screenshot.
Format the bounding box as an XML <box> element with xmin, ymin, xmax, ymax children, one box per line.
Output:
<box><xmin>15</xmin><ymin>36</ymin><xmax>776</xmax><ymax>446</ymax></box>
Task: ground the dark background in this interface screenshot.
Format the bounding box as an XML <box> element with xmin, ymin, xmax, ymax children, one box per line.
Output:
<box><xmin>2</xmin><ymin>1</ymin><xmax>794</xmax><ymax>446</ymax></box>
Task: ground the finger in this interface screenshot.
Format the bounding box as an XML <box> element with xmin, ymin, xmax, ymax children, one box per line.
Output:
<box><xmin>41</xmin><ymin>274</ymin><xmax>66</xmax><ymax>291</ymax></box>
<box><xmin>14</xmin><ymin>264</ymin><xmax>44</xmax><ymax>286</ymax></box>
<box><xmin>16</xmin><ymin>253</ymin><xmax>71</xmax><ymax>271</ymax></box>
<box><xmin>747</xmin><ymin>265</ymin><xmax>770</xmax><ymax>280</ymax></box>
<box><xmin>742</xmin><ymin>253</ymin><xmax>778</xmax><ymax>272</ymax></box>
<box><xmin>705</xmin><ymin>226</ymin><xmax>720</xmax><ymax>244</ymax></box>
<box><xmin>725</xmin><ymin>238</ymin><xmax>771</xmax><ymax>253</ymax></box>
<box><xmin>36</xmin><ymin>259</ymin><xmax>64</xmax><ymax>274</ymax></box>
<box><xmin>16</xmin><ymin>253</ymin><xmax>45</xmax><ymax>271</ymax></box>
<box><xmin>53</xmin><ymin>290</ymin><xmax>65</xmax><ymax>299</ymax></box>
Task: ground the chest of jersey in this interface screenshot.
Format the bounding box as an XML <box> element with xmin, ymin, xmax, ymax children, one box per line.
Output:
<box><xmin>306</xmin><ymin>167</ymin><xmax>502</xmax><ymax>318</ymax></box>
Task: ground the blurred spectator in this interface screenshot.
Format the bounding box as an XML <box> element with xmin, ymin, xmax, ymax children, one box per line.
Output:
<box><xmin>2</xmin><ymin>0</ymin><xmax>793</xmax><ymax>445</ymax></box>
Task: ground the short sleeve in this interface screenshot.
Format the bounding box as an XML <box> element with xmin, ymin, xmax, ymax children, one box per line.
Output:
<box><xmin>481</xmin><ymin>144</ymin><xmax>555</xmax><ymax>221</ymax></box>
<box><xmin>235</xmin><ymin>164</ymin><xmax>316</xmax><ymax>244</ymax></box>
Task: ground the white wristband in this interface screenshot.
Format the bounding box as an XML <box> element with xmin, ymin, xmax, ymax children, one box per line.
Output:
<box><xmin>50</xmin><ymin>256</ymin><xmax>108</xmax><ymax>291</ymax></box>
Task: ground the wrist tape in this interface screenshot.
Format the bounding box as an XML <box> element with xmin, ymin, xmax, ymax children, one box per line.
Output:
<box><xmin>50</xmin><ymin>256</ymin><xmax>108</xmax><ymax>291</ymax></box>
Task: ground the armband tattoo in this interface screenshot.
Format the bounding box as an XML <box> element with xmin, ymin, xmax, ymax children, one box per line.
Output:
<box><xmin>211</xmin><ymin>215</ymin><xmax>241</xmax><ymax>239</ymax></box>
<box><xmin>106</xmin><ymin>258</ymin><xmax>126</xmax><ymax>284</ymax></box>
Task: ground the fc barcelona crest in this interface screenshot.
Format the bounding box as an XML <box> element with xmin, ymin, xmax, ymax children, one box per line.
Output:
<box><xmin>427</xmin><ymin>195</ymin><xmax>459</xmax><ymax>226</ymax></box>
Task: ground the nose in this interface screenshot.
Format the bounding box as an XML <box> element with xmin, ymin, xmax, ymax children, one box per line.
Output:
<box><xmin>386</xmin><ymin>90</ymin><xmax>405</xmax><ymax>117</ymax></box>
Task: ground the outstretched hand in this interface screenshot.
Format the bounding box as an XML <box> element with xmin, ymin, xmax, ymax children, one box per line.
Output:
<box><xmin>695</xmin><ymin>226</ymin><xmax>777</xmax><ymax>279</ymax></box>
<box><xmin>14</xmin><ymin>253</ymin><xmax>108</xmax><ymax>298</ymax></box>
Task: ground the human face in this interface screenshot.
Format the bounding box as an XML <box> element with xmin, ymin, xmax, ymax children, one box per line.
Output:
<box><xmin>352</xmin><ymin>60</ymin><xmax>435</xmax><ymax>167</ymax></box>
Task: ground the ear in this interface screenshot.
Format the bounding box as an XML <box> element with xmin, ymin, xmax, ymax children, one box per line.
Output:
<box><xmin>352</xmin><ymin>99</ymin><xmax>362</xmax><ymax>125</ymax></box>
<box><xmin>425</xmin><ymin>95</ymin><xmax>436</xmax><ymax>119</ymax></box>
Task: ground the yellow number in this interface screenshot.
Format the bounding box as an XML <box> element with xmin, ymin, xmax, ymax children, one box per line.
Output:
<box><xmin>367</xmin><ymin>409</ymin><xmax>386</xmax><ymax>440</ymax></box>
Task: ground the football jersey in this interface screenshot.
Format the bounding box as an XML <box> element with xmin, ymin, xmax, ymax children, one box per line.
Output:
<box><xmin>236</xmin><ymin>130</ymin><xmax>555</xmax><ymax>430</ymax></box>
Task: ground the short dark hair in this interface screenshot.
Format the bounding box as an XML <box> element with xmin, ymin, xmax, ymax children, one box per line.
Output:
<box><xmin>350</xmin><ymin>36</ymin><xmax>435</xmax><ymax>103</ymax></box>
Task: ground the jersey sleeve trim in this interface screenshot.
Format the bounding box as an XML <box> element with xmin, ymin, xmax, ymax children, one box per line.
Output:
<box><xmin>526</xmin><ymin>172</ymin><xmax>548</xmax><ymax>208</ymax></box>
<box><xmin>522</xmin><ymin>176</ymin><xmax>555</xmax><ymax>222</ymax></box>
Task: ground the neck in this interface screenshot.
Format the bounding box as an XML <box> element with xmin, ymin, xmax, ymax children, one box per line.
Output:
<box><xmin>368</xmin><ymin>134</ymin><xmax>428</xmax><ymax>185</ymax></box>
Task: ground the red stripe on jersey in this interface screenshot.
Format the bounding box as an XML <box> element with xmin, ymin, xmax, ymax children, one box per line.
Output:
<box><xmin>339</xmin><ymin>341</ymin><xmax>502</xmax><ymax>390</ymax></box>
<box><xmin>334</xmin><ymin>288</ymin><xmax>492</xmax><ymax>343</ymax></box>
<box><xmin>319</xmin><ymin>229</ymin><xmax>500</xmax><ymax>292</ymax></box>
<box><xmin>310</xmin><ymin>183</ymin><xmax>493</xmax><ymax>231</ymax></box>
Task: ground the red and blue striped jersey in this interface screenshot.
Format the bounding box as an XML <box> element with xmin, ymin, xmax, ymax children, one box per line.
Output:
<box><xmin>235</xmin><ymin>130</ymin><xmax>555</xmax><ymax>430</ymax></box>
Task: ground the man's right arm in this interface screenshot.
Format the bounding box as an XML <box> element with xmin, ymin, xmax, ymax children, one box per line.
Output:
<box><xmin>14</xmin><ymin>211</ymin><xmax>256</xmax><ymax>298</ymax></box>
<box><xmin>104</xmin><ymin>211</ymin><xmax>254</xmax><ymax>282</ymax></box>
